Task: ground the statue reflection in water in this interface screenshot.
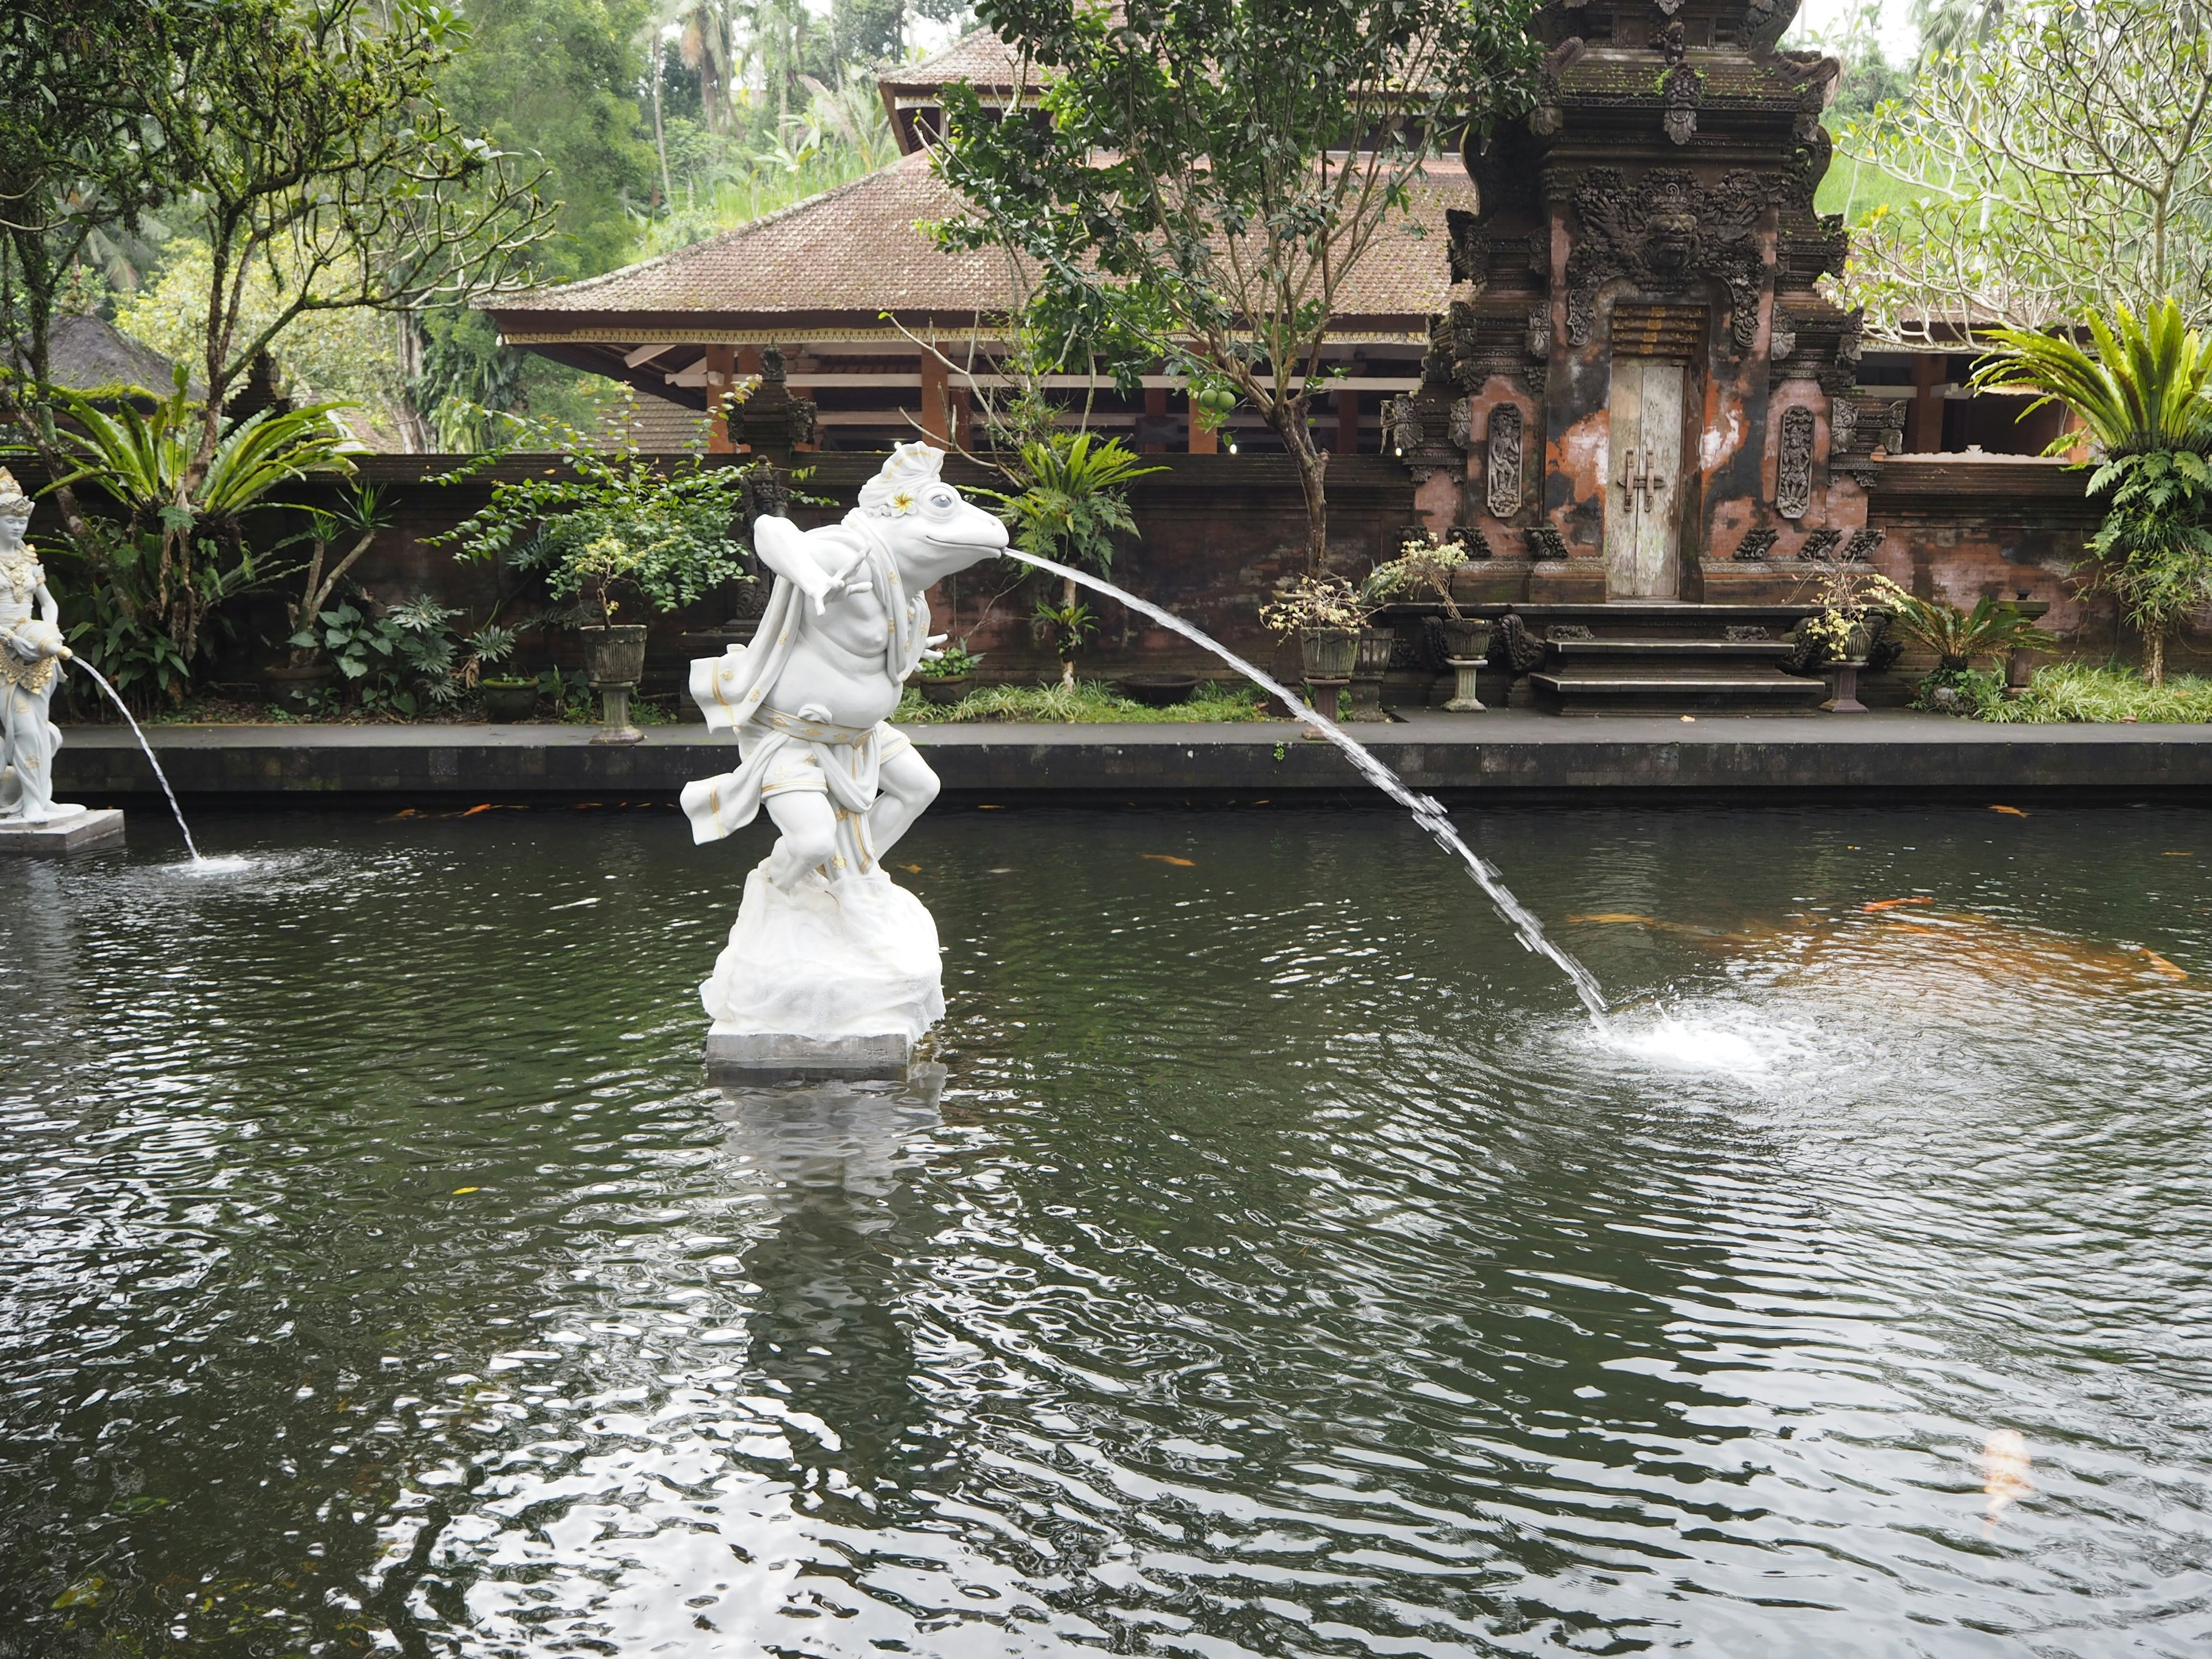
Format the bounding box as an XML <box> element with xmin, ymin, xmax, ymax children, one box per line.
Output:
<box><xmin>713</xmin><ymin>1067</ymin><xmax>950</xmax><ymax>1503</ymax></box>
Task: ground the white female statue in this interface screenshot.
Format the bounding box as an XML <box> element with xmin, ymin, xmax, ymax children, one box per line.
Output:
<box><xmin>0</xmin><ymin>469</ymin><xmax>82</xmax><ymax>824</ymax></box>
<box><xmin>681</xmin><ymin>443</ymin><xmax>1009</xmax><ymax>1057</ymax></box>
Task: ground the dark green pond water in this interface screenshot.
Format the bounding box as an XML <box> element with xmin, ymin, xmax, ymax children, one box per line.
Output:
<box><xmin>3</xmin><ymin>803</ymin><xmax>2210</xmax><ymax>1657</ymax></box>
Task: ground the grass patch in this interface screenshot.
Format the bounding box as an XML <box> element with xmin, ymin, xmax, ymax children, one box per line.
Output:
<box><xmin>896</xmin><ymin>679</ymin><xmax>1277</xmax><ymax>724</ymax></box>
<box><xmin>1983</xmin><ymin>662</ymin><xmax>2212</xmax><ymax>723</ymax></box>
<box><xmin>1815</xmin><ymin>151</ymin><xmax>1943</xmax><ymax>221</ymax></box>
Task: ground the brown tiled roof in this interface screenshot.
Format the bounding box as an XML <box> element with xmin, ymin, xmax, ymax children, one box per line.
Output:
<box><xmin>877</xmin><ymin>27</ymin><xmax>1030</xmax><ymax>95</ymax></box>
<box><xmin>491</xmin><ymin>150</ymin><xmax>1475</xmax><ymax>338</ymax></box>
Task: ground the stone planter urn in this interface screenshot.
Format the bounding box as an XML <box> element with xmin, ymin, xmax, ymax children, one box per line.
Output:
<box><xmin>917</xmin><ymin>674</ymin><xmax>970</xmax><ymax>707</ymax></box>
<box><xmin>263</xmin><ymin>658</ymin><xmax>337</xmax><ymax>711</ymax></box>
<box><xmin>1438</xmin><ymin>616</ymin><xmax>1494</xmax><ymax>713</ymax></box>
<box><xmin>478</xmin><ymin>677</ymin><xmax>541</xmax><ymax>722</ymax></box>
<box><xmin>581</xmin><ymin>623</ymin><xmax>649</xmax><ymax>744</ymax></box>
<box><xmin>1298</xmin><ymin>627</ymin><xmax>1358</xmax><ymax>681</ymax></box>
<box><xmin>1346</xmin><ymin>626</ymin><xmax>1394</xmax><ymax>722</ymax></box>
<box><xmin>1298</xmin><ymin>626</ymin><xmax>1357</xmax><ymax>720</ymax></box>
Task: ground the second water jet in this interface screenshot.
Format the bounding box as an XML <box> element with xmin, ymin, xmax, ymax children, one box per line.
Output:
<box><xmin>998</xmin><ymin>549</ymin><xmax>1613</xmax><ymax>1028</ymax></box>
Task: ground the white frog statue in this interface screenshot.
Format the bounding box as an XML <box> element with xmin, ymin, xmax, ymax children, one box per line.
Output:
<box><xmin>0</xmin><ymin>468</ymin><xmax>82</xmax><ymax>824</ymax></box>
<box><xmin>681</xmin><ymin>442</ymin><xmax>1010</xmax><ymax>1043</ymax></box>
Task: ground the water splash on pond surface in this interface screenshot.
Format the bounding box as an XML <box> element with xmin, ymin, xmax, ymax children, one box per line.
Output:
<box><xmin>1001</xmin><ymin>548</ymin><xmax>1614</xmax><ymax>1028</ymax></box>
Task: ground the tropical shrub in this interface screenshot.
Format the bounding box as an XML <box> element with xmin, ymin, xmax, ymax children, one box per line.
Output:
<box><xmin>1984</xmin><ymin>661</ymin><xmax>2212</xmax><ymax>723</ymax></box>
<box><xmin>289</xmin><ymin>594</ymin><xmax>516</xmax><ymax>717</ymax></box>
<box><xmin>978</xmin><ymin>431</ymin><xmax>1162</xmax><ymax>688</ymax></box>
<box><xmin>41</xmin><ymin>368</ymin><xmax>358</xmax><ymax>681</ymax></box>
<box><xmin>1259</xmin><ymin>574</ymin><xmax>1369</xmax><ymax>635</ymax></box>
<box><xmin>1974</xmin><ymin>300</ymin><xmax>2212</xmax><ymax>684</ymax></box>
<box><xmin>433</xmin><ymin>415</ymin><xmax>763</xmax><ymax>629</ymax></box>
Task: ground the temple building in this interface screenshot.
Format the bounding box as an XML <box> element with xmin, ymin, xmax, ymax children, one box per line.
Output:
<box><xmin>487</xmin><ymin>29</ymin><xmax>1471</xmax><ymax>457</ymax></box>
<box><xmin>482</xmin><ymin>9</ymin><xmax>2095</xmax><ymax>712</ymax></box>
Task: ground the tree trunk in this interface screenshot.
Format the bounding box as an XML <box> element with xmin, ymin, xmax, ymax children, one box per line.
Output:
<box><xmin>1060</xmin><ymin>574</ymin><xmax>1077</xmax><ymax>689</ymax></box>
<box><xmin>1276</xmin><ymin>403</ymin><xmax>1330</xmax><ymax>573</ymax></box>
<box><xmin>2147</xmin><ymin>623</ymin><xmax>2166</xmax><ymax>688</ymax></box>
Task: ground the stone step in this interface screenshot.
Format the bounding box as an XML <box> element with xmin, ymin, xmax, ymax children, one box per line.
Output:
<box><xmin>1529</xmin><ymin>669</ymin><xmax>1830</xmax><ymax>716</ymax></box>
<box><xmin>1551</xmin><ymin>638</ymin><xmax>1794</xmax><ymax>660</ymax></box>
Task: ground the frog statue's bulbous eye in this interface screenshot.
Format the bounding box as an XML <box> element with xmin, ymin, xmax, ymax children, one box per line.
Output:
<box><xmin>920</xmin><ymin>486</ymin><xmax>960</xmax><ymax>518</ymax></box>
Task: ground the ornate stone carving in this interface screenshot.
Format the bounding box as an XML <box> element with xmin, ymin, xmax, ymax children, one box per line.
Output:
<box><xmin>1768</xmin><ymin>304</ymin><xmax>1798</xmax><ymax>365</ymax></box>
<box><xmin>1820</xmin><ymin>308</ymin><xmax>1865</xmax><ymax>393</ymax></box>
<box><xmin>1461</xmin><ymin>525</ymin><xmax>1495</xmax><ymax>559</ymax></box>
<box><xmin>1828</xmin><ymin>395</ymin><xmax>1858</xmax><ymax>452</ymax></box>
<box><xmin>1659</xmin><ymin>28</ymin><xmax>1701</xmax><ymax>146</ymax></box>
<box><xmin>1724</xmin><ymin>623</ymin><xmax>1774</xmax><ymax>641</ymax></box>
<box><xmin>1547</xmin><ymin>622</ymin><xmax>1595</xmax><ymax>641</ymax></box>
<box><xmin>1448</xmin><ymin>396</ymin><xmax>1472</xmax><ymax>450</ymax></box>
<box><xmin>1532</xmin><ymin>36</ymin><xmax>1585</xmax><ymax>135</ymax></box>
<box><xmin>1775</xmin><ymin>404</ymin><xmax>1816</xmax><ymax>518</ymax></box>
<box><xmin>1385</xmin><ymin>382</ymin><xmax>1464</xmax><ymax>483</ymax></box>
<box><xmin>1526</xmin><ymin>302</ymin><xmax>1551</xmax><ymax>359</ymax></box>
<box><xmin>1798</xmin><ymin>527</ymin><xmax>1842</xmax><ymax>562</ymax></box>
<box><xmin>1527</xmin><ymin>523</ymin><xmax>1571</xmax><ymax>562</ymax></box>
<box><xmin>1486</xmin><ymin>402</ymin><xmax>1526</xmax><ymax>518</ymax></box>
<box><xmin>1445</xmin><ymin>208</ymin><xmax>1489</xmax><ymax>290</ymax></box>
<box><xmin>1841</xmin><ymin>528</ymin><xmax>1882</xmax><ymax>563</ymax></box>
<box><xmin>1733</xmin><ymin>527</ymin><xmax>1780</xmax><ymax>562</ymax></box>
<box><xmin>1382</xmin><ymin>394</ymin><xmax>1425</xmax><ymax>454</ymax></box>
<box><xmin>1566</xmin><ymin>167</ymin><xmax>1771</xmax><ymax>350</ymax></box>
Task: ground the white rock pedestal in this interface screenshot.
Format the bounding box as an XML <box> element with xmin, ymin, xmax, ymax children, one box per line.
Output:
<box><xmin>700</xmin><ymin>863</ymin><xmax>944</xmax><ymax>1081</ymax></box>
<box><xmin>0</xmin><ymin>808</ymin><xmax>123</xmax><ymax>856</ymax></box>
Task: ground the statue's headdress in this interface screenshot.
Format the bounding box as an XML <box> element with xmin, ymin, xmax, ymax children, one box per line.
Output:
<box><xmin>855</xmin><ymin>441</ymin><xmax>945</xmax><ymax>517</ymax></box>
<box><xmin>0</xmin><ymin>468</ymin><xmax>26</xmax><ymax>515</ymax></box>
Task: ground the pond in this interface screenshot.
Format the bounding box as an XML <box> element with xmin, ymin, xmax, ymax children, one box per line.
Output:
<box><xmin>2</xmin><ymin>803</ymin><xmax>2208</xmax><ymax>1657</ymax></box>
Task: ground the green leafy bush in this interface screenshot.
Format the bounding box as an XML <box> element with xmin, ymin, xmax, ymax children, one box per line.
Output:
<box><xmin>1983</xmin><ymin>662</ymin><xmax>2212</xmax><ymax>723</ymax></box>
<box><xmin>432</xmin><ymin>408</ymin><xmax>764</xmax><ymax>628</ymax></box>
<box><xmin>914</xmin><ymin>642</ymin><xmax>984</xmax><ymax>679</ymax></box>
<box><xmin>895</xmin><ymin>679</ymin><xmax>1271</xmax><ymax>724</ymax></box>
<box><xmin>289</xmin><ymin>594</ymin><xmax>515</xmax><ymax>717</ymax></box>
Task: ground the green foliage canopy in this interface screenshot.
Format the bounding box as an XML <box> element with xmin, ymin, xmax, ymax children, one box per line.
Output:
<box><xmin>933</xmin><ymin>0</ymin><xmax>1539</xmax><ymax>568</ymax></box>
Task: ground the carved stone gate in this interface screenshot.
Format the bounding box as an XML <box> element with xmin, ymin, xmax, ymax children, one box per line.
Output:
<box><xmin>1393</xmin><ymin>0</ymin><xmax>1910</xmax><ymax>609</ymax></box>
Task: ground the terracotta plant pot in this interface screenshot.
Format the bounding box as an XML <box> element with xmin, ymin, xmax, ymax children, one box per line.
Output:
<box><xmin>918</xmin><ymin>675</ymin><xmax>970</xmax><ymax>707</ymax></box>
<box><xmin>478</xmin><ymin>679</ymin><xmax>541</xmax><ymax>722</ymax></box>
<box><xmin>581</xmin><ymin>624</ymin><xmax>649</xmax><ymax>686</ymax></box>
<box><xmin>1120</xmin><ymin>673</ymin><xmax>1200</xmax><ymax>707</ymax></box>
<box><xmin>1298</xmin><ymin>627</ymin><xmax>1358</xmax><ymax>681</ymax></box>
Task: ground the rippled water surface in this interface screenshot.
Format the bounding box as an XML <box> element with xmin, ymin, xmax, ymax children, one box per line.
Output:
<box><xmin>3</xmin><ymin>803</ymin><xmax>2210</xmax><ymax>1657</ymax></box>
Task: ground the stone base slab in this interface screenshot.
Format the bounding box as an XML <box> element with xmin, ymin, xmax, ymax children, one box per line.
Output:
<box><xmin>704</xmin><ymin>1030</ymin><xmax>914</xmax><ymax>1082</ymax></box>
<box><xmin>0</xmin><ymin>808</ymin><xmax>124</xmax><ymax>855</ymax></box>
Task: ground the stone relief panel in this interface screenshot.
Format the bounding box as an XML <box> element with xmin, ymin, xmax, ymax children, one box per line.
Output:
<box><xmin>1486</xmin><ymin>402</ymin><xmax>1526</xmax><ymax>519</ymax></box>
<box><xmin>1775</xmin><ymin>404</ymin><xmax>1816</xmax><ymax>519</ymax></box>
<box><xmin>1566</xmin><ymin>167</ymin><xmax>1771</xmax><ymax>350</ymax></box>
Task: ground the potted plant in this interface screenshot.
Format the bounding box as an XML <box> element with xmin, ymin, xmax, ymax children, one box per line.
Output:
<box><xmin>1362</xmin><ymin>532</ymin><xmax>1491</xmax><ymax>710</ymax></box>
<box><xmin>1866</xmin><ymin>577</ymin><xmax>2056</xmax><ymax>714</ymax></box>
<box><xmin>980</xmin><ymin>432</ymin><xmax>1165</xmax><ymax>688</ymax></box>
<box><xmin>1800</xmin><ymin>563</ymin><xmax>1898</xmax><ymax>712</ymax></box>
<box><xmin>912</xmin><ymin>641</ymin><xmax>983</xmax><ymax>707</ymax></box>
<box><xmin>1260</xmin><ymin>573</ymin><xmax>1369</xmax><ymax>685</ymax></box>
<box><xmin>433</xmin><ymin>417</ymin><xmax>766</xmax><ymax>743</ymax></box>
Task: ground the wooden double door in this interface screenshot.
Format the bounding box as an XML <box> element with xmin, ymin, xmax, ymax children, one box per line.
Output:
<box><xmin>1605</xmin><ymin>357</ymin><xmax>1688</xmax><ymax>599</ymax></box>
